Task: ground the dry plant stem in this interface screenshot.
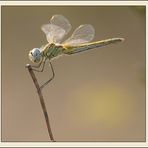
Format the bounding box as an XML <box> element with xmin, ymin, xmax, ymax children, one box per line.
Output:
<box><xmin>26</xmin><ymin>64</ymin><xmax>55</xmax><ymax>142</ymax></box>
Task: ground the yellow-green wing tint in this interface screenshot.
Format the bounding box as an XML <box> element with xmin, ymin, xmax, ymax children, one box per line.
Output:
<box><xmin>63</xmin><ymin>38</ymin><xmax>124</xmax><ymax>54</ymax></box>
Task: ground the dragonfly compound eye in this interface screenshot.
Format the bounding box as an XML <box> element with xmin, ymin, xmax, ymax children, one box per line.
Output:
<box><xmin>29</xmin><ymin>48</ymin><xmax>42</xmax><ymax>63</ymax></box>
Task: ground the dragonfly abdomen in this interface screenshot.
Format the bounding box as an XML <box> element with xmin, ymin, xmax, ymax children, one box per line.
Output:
<box><xmin>64</xmin><ymin>38</ymin><xmax>124</xmax><ymax>54</ymax></box>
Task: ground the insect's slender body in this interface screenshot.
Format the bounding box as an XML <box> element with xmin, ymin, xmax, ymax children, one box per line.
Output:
<box><xmin>63</xmin><ymin>38</ymin><xmax>123</xmax><ymax>54</ymax></box>
<box><xmin>28</xmin><ymin>15</ymin><xmax>124</xmax><ymax>89</ymax></box>
<box><xmin>41</xmin><ymin>37</ymin><xmax>124</xmax><ymax>61</ymax></box>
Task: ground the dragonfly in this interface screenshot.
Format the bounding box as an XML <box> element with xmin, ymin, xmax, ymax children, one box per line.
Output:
<box><xmin>28</xmin><ymin>15</ymin><xmax>124</xmax><ymax>90</ymax></box>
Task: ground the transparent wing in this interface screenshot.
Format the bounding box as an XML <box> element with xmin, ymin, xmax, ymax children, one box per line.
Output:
<box><xmin>50</xmin><ymin>15</ymin><xmax>72</xmax><ymax>34</ymax></box>
<box><xmin>41</xmin><ymin>15</ymin><xmax>72</xmax><ymax>43</ymax></box>
<box><xmin>63</xmin><ymin>24</ymin><xmax>95</xmax><ymax>46</ymax></box>
<box><xmin>41</xmin><ymin>24</ymin><xmax>66</xmax><ymax>43</ymax></box>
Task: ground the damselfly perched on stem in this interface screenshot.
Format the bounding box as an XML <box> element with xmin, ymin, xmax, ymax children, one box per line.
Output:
<box><xmin>28</xmin><ymin>15</ymin><xmax>124</xmax><ymax>89</ymax></box>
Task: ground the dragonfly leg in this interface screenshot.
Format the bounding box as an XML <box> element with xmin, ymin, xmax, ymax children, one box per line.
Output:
<box><xmin>40</xmin><ymin>62</ymin><xmax>55</xmax><ymax>90</ymax></box>
<box><xmin>31</xmin><ymin>58</ymin><xmax>47</xmax><ymax>72</ymax></box>
<box><xmin>31</xmin><ymin>61</ymin><xmax>42</xmax><ymax>68</ymax></box>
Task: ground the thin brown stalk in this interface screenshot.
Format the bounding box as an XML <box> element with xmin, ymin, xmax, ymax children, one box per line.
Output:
<box><xmin>26</xmin><ymin>64</ymin><xmax>55</xmax><ymax>142</ymax></box>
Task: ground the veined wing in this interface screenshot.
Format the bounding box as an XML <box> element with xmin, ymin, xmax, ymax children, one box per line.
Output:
<box><xmin>41</xmin><ymin>15</ymin><xmax>72</xmax><ymax>44</ymax></box>
<box><xmin>63</xmin><ymin>38</ymin><xmax>124</xmax><ymax>54</ymax></box>
<box><xmin>63</xmin><ymin>24</ymin><xmax>95</xmax><ymax>46</ymax></box>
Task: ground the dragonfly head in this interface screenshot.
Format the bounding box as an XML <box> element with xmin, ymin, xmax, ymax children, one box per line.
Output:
<box><xmin>29</xmin><ymin>48</ymin><xmax>42</xmax><ymax>63</ymax></box>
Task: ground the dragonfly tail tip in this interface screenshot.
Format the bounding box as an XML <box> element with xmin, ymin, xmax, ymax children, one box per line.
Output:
<box><xmin>120</xmin><ymin>38</ymin><xmax>125</xmax><ymax>41</ymax></box>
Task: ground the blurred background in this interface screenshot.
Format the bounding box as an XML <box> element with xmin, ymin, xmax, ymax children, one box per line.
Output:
<box><xmin>2</xmin><ymin>6</ymin><xmax>145</xmax><ymax>141</ymax></box>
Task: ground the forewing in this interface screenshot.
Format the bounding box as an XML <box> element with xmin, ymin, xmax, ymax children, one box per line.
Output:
<box><xmin>41</xmin><ymin>24</ymin><xmax>66</xmax><ymax>43</ymax></box>
<box><xmin>63</xmin><ymin>24</ymin><xmax>95</xmax><ymax>46</ymax></box>
<box><xmin>50</xmin><ymin>15</ymin><xmax>72</xmax><ymax>34</ymax></box>
<box><xmin>41</xmin><ymin>15</ymin><xmax>72</xmax><ymax>43</ymax></box>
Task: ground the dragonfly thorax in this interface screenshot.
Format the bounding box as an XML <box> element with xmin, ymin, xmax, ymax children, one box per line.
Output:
<box><xmin>43</xmin><ymin>43</ymin><xmax>64</xmax><ymax>60</ymax></box>
<box><xmin>29</xmin><ymin>48</ymin><xmax>43</xmax><ymax>63</ymax></box>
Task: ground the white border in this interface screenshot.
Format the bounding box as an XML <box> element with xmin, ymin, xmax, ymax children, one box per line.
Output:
<box><xmin>0</xmin><ymin>1</ymin><xmax>147</xmax><ymax>5</ymax></box>
<box><xmin>0</xmin><ymin>1</ymin><xmax>147</xmax><ymax>147</ymax></box>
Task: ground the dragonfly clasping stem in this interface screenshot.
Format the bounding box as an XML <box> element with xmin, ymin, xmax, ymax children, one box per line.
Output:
<box><xmin>26</xmin><ymin>64</ymin><xmax>55</xmax><ymax>141</ymax></box>
<box><xmin>31</xmin><ymin>58</ymin><xmax>47</xmax><ymax>72</ymax></box>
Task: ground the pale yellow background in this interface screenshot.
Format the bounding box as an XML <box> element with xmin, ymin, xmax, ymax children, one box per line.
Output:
<box><xmin>2</xmin><ymin>6</ymin><xmax>145</xmax><ymax>141</ymax></box>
